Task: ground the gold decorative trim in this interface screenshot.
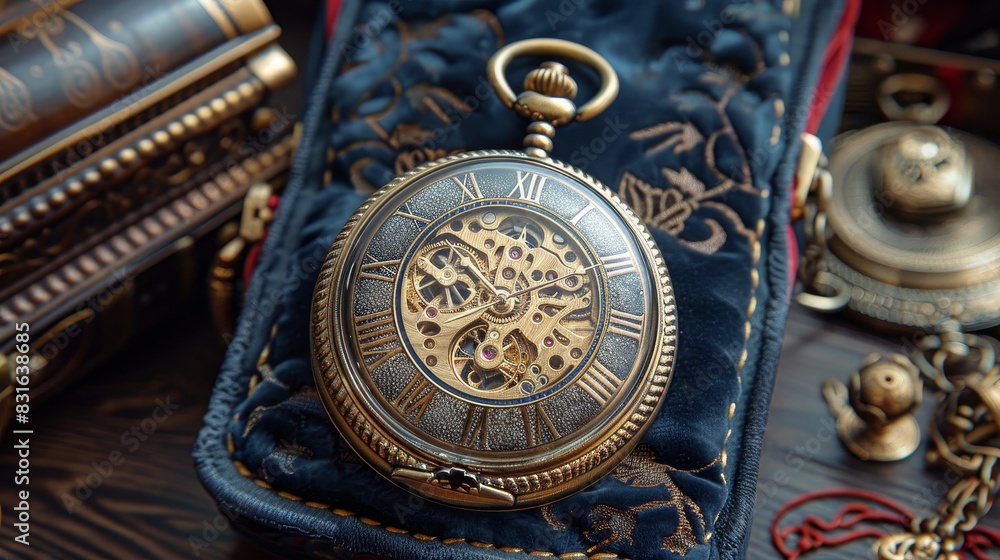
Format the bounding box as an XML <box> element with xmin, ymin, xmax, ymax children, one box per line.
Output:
<box><xmin>0</xmin><ymin>0</ymin><xmax>82</xmax><ymax>37</ymax></box>
<box><xmin>0</xmin><ymin>69</ymin><xmax>270</xmax><ymax>245</ymax></box>
<box><xmin>246</xmin><ymin>44</ymin><xmax>296</xmax><ymax>90</ymax></box>
<box><xmin>195</xmin><ymin>0</ymin><xmax>239</xmax><ymax>39</ymax></box>
<box><xmin>0</xmin><ymin>25</ymin><xmax>283</xmax><ymax>183</ymax></box>
<box><xmin>217</xmin><ymin>0</ymin><xmax>273</xmax><ymax>35</ymax></box>
<box><xmin>0</xmin><ymin>134</ymin><xmax>295</xmax><ymax>328</ymax></box>
<box><xmin>230</xmin><ymin>378</ymin><xmax>628</xmax><ymax>559</ymax></box>
<box><xmin>196</xmin><ymin>0</ymin><xmax>273</xmax><ymax>37</ymax></box>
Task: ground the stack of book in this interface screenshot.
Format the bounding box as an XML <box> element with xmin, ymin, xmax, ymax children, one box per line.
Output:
<box><xmin>0</xmin><ymin>0</ymin><xmax>296</xmax><ymax>410</ymax></box>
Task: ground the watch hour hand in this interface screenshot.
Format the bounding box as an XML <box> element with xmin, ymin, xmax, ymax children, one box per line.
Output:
<box><xmin>446</xmin><ymin>241</ymin><xmax>498</xmax><ymax>295</ymax></box>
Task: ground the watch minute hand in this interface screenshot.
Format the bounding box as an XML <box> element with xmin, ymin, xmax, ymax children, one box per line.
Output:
<box><xmin>504</xmin><ymin>263</ymin><xmax>600</xmax><ymax>300</ymax></box>
<box><xmin>442</xmin><ymin>263</ymin><xmax>600</xmax><ymax>324</ymax></box>
<box><xmin>446</xmin><ymin>241</ymin><xmax>498</xmax><ymax>295</ymax></box>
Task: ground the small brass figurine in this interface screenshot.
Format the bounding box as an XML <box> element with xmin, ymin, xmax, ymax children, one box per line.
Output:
<box><xmin>823</xmin><ymin>353</ymin><xmax>922</xmax><ymax>462</ymax></box>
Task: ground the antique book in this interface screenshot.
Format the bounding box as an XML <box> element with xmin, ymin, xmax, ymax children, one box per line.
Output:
<box><xmin>0</xmin><ymin>0</ymin><xmax>296</xmax><ymax>408</ymax></box>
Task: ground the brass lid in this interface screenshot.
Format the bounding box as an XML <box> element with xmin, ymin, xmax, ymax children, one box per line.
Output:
<box><xmin>823</xmin><ymin>122</ymin><xmax>1000</xmax><ymax>330</ymax></box>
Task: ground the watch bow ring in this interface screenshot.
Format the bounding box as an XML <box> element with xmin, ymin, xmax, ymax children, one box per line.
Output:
<box><xmin>311</xmin><ymin>39</ymin><xmax>677</xmax><ymax>510</ymax></box>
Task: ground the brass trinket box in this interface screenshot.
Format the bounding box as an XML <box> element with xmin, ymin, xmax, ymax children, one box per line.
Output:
<box><xmin>798</xmin><ymin>122</ymin><xmax>1000</xmax><ymax>331</ymax></box>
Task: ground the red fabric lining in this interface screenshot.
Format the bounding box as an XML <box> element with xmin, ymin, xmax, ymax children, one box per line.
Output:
<box><xmin>243</xmin><ymin>194</ymin><xmax>282</xmax><ymax>285</ymax></box>
<box><xmin>326</xmin><ymin>0</ymin><xmax>343</xmax><ymax>39</ymax></box>
<box><xmin>805</xmin><ymin>0</ymin><xmax>861</xmax><ymax>135</ymax></box>
<box><xmin>242</xmin><ymin>0</ymin><xmax>342</xmax><ymax>283</ymax></box>
<box><xmin>787</xmin><ymin>0</ymin><xmax>861</xmax><ymax>296</ymax></box>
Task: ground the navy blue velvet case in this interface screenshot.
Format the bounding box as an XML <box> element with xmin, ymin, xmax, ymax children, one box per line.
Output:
<box><xmin>194</xmin><ymin>1</ymin><xmax>847</xmax><ymax>558</ymax></box>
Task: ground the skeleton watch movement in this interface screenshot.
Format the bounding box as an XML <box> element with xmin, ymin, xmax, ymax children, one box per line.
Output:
<box><xmin>311</xmin><ymin>40</ymin><xmax>677</xmax><ymax>509</ymax></box>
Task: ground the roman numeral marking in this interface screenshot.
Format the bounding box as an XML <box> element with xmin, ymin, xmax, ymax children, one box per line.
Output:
<box><xmin>579</xmin><ymin>360</ymin><xmax>623</xmax><ymax>406</ymax></box>
<box><xmin>521</xmin><ymin>403</ymin><xmax>560</xmax><ymax>447</ymax></box>
<box><xmin>509</xmin><ymin>171</ymin><xmax>546</xmax><ymax>202</ymax></box>
<box><xmin>569</xmin><ymin>203</ymin><xmax>596</xmax><ymax>225</ymax></box>
<box><xmin>453</xmin><ymin>173</ymin><xmax>484</xmax><ymax>202</ymax></box>
<box><xmin>355</xmin><ymin>309</ymin><xmax>402</xmax><ymax>370</ymax></box>
<box><xmin>393</xmin><ymin>375</ymin><xmax>436</xmax><ymax>423</ymax></box>
<box><xmin>461</xmin><ymin>406</ymin><xmax>490</xmax><ymax>449</ymax></box>
<box><xmin>600</xmin><ymin>252</ymin><xmax>636</xmax><ymax>278</ymax></box>
<box><xmin>394</xmin><ymin>202</ymin><xmax>430</xmax><ymax>226</ymax></box>
<box><xmin>607</xmin><ymin>309</ymin><xmax>644</xmax><ymax>341</ymax></box>
<box><xmin>359</xmin><ymin>259</ymin><xmax>401</xmax><ymax>282</ymax></box>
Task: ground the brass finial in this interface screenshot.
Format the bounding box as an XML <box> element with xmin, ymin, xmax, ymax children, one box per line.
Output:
<box><xmin>486</xmin><ymin>39</ymin><xmax>619</xmax><ymax>158</ymax></box>
<box><xmin>524</xmin><ymin>62</ymin><xmax>578</xmax><ymax>99</ymax></box>
<box><xmin>823</xmin><ymin>353</ymin><xmax>923</xmax><ymax>461</ymax></box>
<box><xmin>875</xmin><ymin>126</ymin><xmax>972</xmax><ymax>219</ymax></box>
<box><xmin>515</xmin><ymin>62</ymin><xmax>580</xmax><ymax>158</ymax></box>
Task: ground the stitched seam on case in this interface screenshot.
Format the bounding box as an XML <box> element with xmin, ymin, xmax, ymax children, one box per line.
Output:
<box><xmin>712</xmin><ymin>217</ymin><xmax>763</xmax><ymax>526</ymax></box>
<box><xmin>231</xmin><ymin>249</ymin><xmax>759</xmax><ymax>557</ymax></box>
<box><xmin>714</xmin><ymin>1</ymin><xmax>845</xmax><ymax>552</ymax></box>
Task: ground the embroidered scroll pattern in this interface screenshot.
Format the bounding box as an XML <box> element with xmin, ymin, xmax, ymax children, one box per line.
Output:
<box><xmin>332</xmin><ymin>11</ymin><xmax>503</xmax><ymax>194</ymax></box>
<box><xmin>584</xmin><ymin>445</ymin><xmax>711</xmax><ymax>555</ymax></box>
<box><xmin>14</xmin><ymin>4</ymin><xmax>139</xmax><ymax>108</ymax></box>
<box><xmin>621</xmin><ymin>77</ymin><xmax>765</xmax><ymax>256</ymax></box>
<box><xmin>0</xmin><ymin>68</ymin><xmax>36</xmax><ymax>132</ymax></box>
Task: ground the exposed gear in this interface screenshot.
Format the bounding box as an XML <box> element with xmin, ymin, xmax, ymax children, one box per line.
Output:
<box><xmin>450</xmin><ymin>325</ymin><xmax>530</xmax><ymax>393</ymax></box>
<box><xmin>410</xmin><ymin>240</ymin><xmax>485</xmax><ymax>310</ymax></box>
<box><xmin>482</xmin><ymin>285</ymin><xmax>534</xmax><ymax>325</ymax></box>
<box><xmin>497</xmin><ymin>216</ymin><xmax>544</xmax><ymax>248</ymax></box>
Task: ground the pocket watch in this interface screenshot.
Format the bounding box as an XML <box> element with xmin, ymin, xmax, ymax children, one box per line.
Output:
<box><xmin>311</xmin><ymin>39</ymin><xmax>677</xmax><ymax>510</ymax></box>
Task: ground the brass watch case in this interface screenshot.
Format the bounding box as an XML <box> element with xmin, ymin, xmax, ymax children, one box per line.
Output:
<box><xmin>310</xmin><ymin>151</ymin><xmax>677</xmax><ymax>510</ymax></box>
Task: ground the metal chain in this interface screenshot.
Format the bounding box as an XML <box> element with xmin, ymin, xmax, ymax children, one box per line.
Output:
<box><xmin>874</xmin><ymin>330</ymin><xmax>1000</xmax><ymax>560</ymax></box>
<box><xmin>795</xmin><ymin>156</ymin><xmax>854</xmax><ymax>313</ymax></box>
<box><xmin>798</xmin><ymin>157</ymin><xmax>830</xmax><ymax>284</ymax></box>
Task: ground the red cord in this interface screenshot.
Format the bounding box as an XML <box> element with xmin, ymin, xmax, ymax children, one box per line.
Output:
<box><xmin>773</xmin><ymin>488</ymin><xmax>1000</xmax><ymax>559</ymax></box>
<box><xmin>772</xmin><ymin>488</ymin><xmax>911</xmax><ymax>559</ymax></box>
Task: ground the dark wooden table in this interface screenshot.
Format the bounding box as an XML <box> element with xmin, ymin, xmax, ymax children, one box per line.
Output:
<box><xmin>0</xmin><ymin>308</ymin><xmax>276</xmax><ymax>559</ymax></box>
<box><xmin>2</xmin><ymin>302</ymin><xmax>995</xmax><ymax>559</ymax></box>
<box><xmin>748</xmin><ymin>307</ymin><xmax>1000</xmax><ymax>558</ymax></box>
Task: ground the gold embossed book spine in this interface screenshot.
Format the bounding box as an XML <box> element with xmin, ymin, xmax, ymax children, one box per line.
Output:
<box><xmin>0</xmin><ymin>0</ymin><xmax>296</xmax><ymax>407</ymax></box>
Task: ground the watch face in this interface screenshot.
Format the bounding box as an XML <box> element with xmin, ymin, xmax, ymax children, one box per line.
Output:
<box><xmin>312</xmin><ymin>151</ymin><xmax>676</xmax><ymax>509</ymax></box>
